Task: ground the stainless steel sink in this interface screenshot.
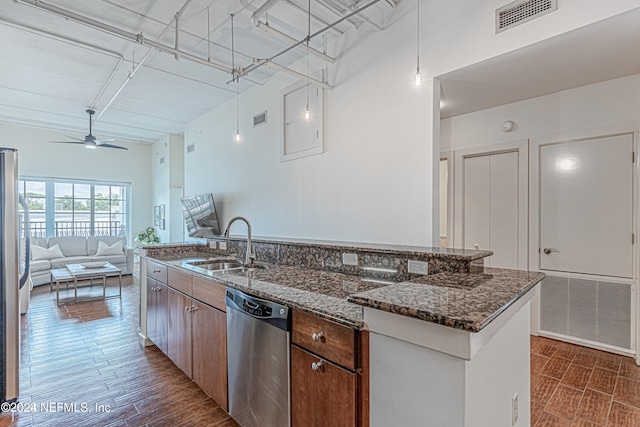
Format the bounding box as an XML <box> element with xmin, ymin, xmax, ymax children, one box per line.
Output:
<box><xmin>187</xmin><ymin>260</ymin><xmax>243</xmax><ymax>271</ymax></box>
<box><xmin>197</xmin><ymin>261</ymin><xmax>244</xmax><ymax>271</ymax></box>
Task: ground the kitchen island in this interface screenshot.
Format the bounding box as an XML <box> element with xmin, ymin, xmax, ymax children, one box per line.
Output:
<box><xmin>138</xmin><ymin>239</ymin><xmax>543</xmax><ymax>427</ymax></box>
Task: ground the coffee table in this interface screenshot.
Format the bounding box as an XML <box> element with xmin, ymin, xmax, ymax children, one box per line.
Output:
<box><xmin>51</xmin><ymin>262</ymin><xmax>122</xmax><ymax>305</ymax></box>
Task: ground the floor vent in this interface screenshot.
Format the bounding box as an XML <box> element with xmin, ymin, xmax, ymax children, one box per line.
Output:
<box><xmin>253</xmin><ymin>111</ymin><xmax>267</xmax><ymax>127</ymax></box>
<box><xmin>496</xmin><ymin>0</ymin><xmax>557</xmax><ymax>33</ymax></box>
<box><xmin>540</xmin><ymin>275</ymin><xmax>631</xmax><ymax>350</ymax></box>
<box><xmin>186</xmin><ymin>143</ymin><xmax>195</xmax><ymax>154</ymax></box>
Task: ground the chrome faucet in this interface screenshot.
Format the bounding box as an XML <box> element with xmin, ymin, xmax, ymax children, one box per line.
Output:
<box><xmin>223</xmin><ymin>216</ymin><xmax>256</xmax><ymax>265</ymax></box>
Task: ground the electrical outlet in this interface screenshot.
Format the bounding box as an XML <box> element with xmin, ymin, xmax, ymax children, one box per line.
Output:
<box><xmin>219</xmin><ymin>241</ymin><xmax>227</xmax><ymax>250</ymax></box>
<box><xmin>209</xmin><ymin>241</ymin><xmax>217</xmax><ymax>249</ymax></box>
<box><xmin>408</xmin><ymin>260</ymin><xmax>428</xmax><ymax>275</ymax></box>
<box><xmin>342</xmin><ymin>253</ymin><xmax>358</xmax><ymax>266</ymax></box>
<box><xmin>512</xmin><ymin>393</ymin><xmax>518</xmax><ymax>425</ymax></box>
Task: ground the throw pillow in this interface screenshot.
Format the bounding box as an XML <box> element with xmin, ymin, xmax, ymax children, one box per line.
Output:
<box><xmin>95</xmin><ymin>240</ymin><xmax>124</xmax><ymax>256</ymax></box>
<box><xmin>31</xmin><ymin>244</ymin><xmax>64</xmax><ymax>261</ymax></box>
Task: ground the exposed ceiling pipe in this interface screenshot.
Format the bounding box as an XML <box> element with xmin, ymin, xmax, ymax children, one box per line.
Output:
<box><xmin>265</xmin><ymin>60</ymin><xmax>333</xmax><ymax>90</ymax></box>
<box><xmin>0</xmin><ymin>17</ymin><xmax>125</xmax><ymax>113</ymax></box>
<box><xmin>280</xmin><ymin>0</ymin><xmax>344</xmax><ymax>35</ymax></box>
<box><xmin>314</xmin><ymin>0</ymin><xmax>361</xmax><ymax>29</ymax></box>
<box><xmin>95</xmin><ymin>0</ymin><xmax>194</xmax><ymax>122</ymax></box>
<box><xmin>15</xmin><ymin>0</ymin><xmax>233</xmax><ymax>74</ymax></box>
<box><xmin>254</xmin><ymin>20</ymin><xmax>335</xmax><ymax>64</ymax></box>
<box><xmin>239</xmin><ymin>0</ymin><xmax>383</xmax><ymax>79</ymax></box>
<box><xmin>251</xmin><ymin>0</ymin><xmax>335</xmax><ymax>63</ymax></box>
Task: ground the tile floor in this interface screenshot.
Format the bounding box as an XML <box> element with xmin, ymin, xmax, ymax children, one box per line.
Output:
<box><xmin>531</xmin><ymin>335</ymin><xmax>640</xmax><ymax>426</ymax></box>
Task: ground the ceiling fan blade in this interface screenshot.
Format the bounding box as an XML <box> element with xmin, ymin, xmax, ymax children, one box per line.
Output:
<box><xmin>98</xmin><ymin>143</ymin><xmax>128</xmax><ymax>150</ymax></box>
<box><xmin>95</xmin><ymin>139</ymin><xmax>116</xmax><ymax>143</ymax></box>
<box><xmin>50</xmin><ymin>141</ymin><xmax>85</xmax><ymax>144</ymax></box>
<box><xmin>63</xmin><ymin>135</ymin><xmax>85</xmax><ymax>142</ymax></box>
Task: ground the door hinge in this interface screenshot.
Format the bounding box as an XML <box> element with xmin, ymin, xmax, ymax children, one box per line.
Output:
<box><xmin>633</xmin><ymin>152</ymin><xmax>636</xmax><ymax>163</ymax></box>
<box><xmin>633</xmin><ymin>234</ymin><xmax>635</xmax><ymax>245</ymax></box>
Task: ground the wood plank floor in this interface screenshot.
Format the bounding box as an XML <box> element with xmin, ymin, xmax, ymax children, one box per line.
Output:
<box><xmin>531</xmin><ymin>335</ymin><xmax>640</xmax><ymax>426</ymax></box>
<box><xmin>0</xmin><ymin>275</ymin><xmax>238</xmax><ymax>427</ymax></box>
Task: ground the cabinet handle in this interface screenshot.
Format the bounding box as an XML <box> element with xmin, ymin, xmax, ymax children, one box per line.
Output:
<box><xmin>312</xmin><ymin>331</ymin><xmax>324</xmax><ymax>342</ymax></box>
<box><xmin>190</xmin><ymin>306</ymin><xmax>198</xmax><ymax>312</ymax></box>
<box><xmin>184</xmin><ymin>306</ymin><xmax>191</xmax><ymax>312</ymax></box>
<box><xmin>153</xmin><ymin>269</ymin><xmax>161</xmax><ymax>273</ymax></box>
<box><xmin>543</xmin><ymin>248</ymin><xmax>560</xmax><ymax>255</ymax></box>
<box><xmin>311</xmin><ymin>360</ymin><xmax>324</xmax><ymax>371</ymax></box>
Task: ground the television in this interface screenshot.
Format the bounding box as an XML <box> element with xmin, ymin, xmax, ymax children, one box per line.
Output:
<box><xmin>181</xmin><ymin>194</ymin><xmax>221</xmax><ymax>238</ymax></box>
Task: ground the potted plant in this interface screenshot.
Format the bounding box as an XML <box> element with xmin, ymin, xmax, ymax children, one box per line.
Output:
<box><xmin>135</xmin><ymin>227</ymin><xmax>160</xmax><ymax>245</ymax></box>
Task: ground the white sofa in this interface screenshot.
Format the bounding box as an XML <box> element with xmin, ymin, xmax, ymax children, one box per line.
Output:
<box><xmin>29</xmin><ymin>236</ymin><xmax>134</xmax><ymax>287</ymax></box>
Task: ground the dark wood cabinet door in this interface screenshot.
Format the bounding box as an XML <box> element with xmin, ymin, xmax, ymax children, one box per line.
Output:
<box><xmin>291</xmin><ymin>345</ymin><xmax>357</xmax><ymax>427</ymax></box>
<box><xmin>155</xmin><ymin>282</ymin><xmax>168</xmax><ymax>354</ymax></box>
<box><xmin>192</xmin><ymin>302</ymin><xmax>228</xmax><ymax>411</ymax></box>
<box><xmin>167</xmin><ymin>288</ymin><xmax>192</xmax><ymax>377</ymax></box>
<box><xmin>146</xmin><ymin>277</ymin><xmax>158</xmax><ymax>345</ymax></box>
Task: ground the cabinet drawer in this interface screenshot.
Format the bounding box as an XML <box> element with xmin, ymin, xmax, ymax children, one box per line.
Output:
<box><xmin>292</xmin><ymin>309</ymin><xmax>356</xmax><ymax>370</ymax></box>
<box><xmin>147</xmin><ymin>260</ymin><xmax>168</xmax><ymax>284</ymax></box>
<box><xmin>192</xmin><ymin>276</ymin><xmax>226</xmax><ymax>312</ymax></box>
<box><xmin>168</xmin><ymin>267</ymin><xmax>193</xmax><ymax>295</ymax></box>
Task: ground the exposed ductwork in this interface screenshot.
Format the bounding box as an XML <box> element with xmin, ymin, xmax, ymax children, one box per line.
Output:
<box><xmin>251</xmin><ymin>0</ymin><xmax>336</xmax><ymax>64</ymax></box>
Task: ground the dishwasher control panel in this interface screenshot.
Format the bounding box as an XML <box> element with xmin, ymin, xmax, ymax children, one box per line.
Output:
<box><xmin>226</xmin><ymin>288</ymin><xmax>290</xmax><ymax>324</ymax></box>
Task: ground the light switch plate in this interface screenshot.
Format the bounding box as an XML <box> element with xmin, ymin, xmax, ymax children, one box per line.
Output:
<box><xmin>408</xmin><ymin>260</ymin><xmax>428</xmax><ymax>275</ymax></box>
<box><xmin>209</xmin><ymin>241</ymin><xmax>217</xmax><ymax>249</ymax></box>
<box><xmin>342</xmin><ymin>253</ymin><xmax>358</xmax><ymax>266</ymax></box>
<box><xmin>219</xmin><ymin>241</ymin><xmax>227</xmax><ymax>250</ymax></box>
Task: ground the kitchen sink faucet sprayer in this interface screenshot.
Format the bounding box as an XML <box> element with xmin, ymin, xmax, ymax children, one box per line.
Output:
<box><xmin>223</xmin><ymin>216</ymin><xmax>256</xmax><ymax>266</ymax></box>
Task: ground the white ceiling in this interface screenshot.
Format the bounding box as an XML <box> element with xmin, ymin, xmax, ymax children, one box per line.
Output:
<box><xmin>0</xmin><ymin>0</ymin><xmax>395</xmax><ymax>143</ymax></box>
<box><xmin>439</xmin><ymin>8</ymin><xmax>640</xmax><ymax>119</ymax></box>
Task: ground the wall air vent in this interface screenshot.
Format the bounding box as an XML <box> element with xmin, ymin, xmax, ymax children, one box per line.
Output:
<box><xmin>496</xmin><ymin>0</ymin><xmax>557</xmax><ymax>33</ymax></box>
<box><xmin>253</xmin><ymin>111</ymin><xmax>267</xmax><ymax>127</ymax></box>
<box><xmin>159</xmin><ymin>157</ymin><xmax>165</xmax><ymax>164</ymax></box>
<box><xmin>187</xmin><ymin>143</ymin><xmax>195</xmax><ymax>154</ymax></box>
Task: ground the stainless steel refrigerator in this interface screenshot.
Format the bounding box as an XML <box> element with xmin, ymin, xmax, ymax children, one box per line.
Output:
<box><xmin>1</xmin><ymin>148</ymin><xmax>30</xmax><ymax>403</ymax></box>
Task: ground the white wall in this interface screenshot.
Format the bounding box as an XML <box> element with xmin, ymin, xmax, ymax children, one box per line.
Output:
<box><xmin>441</xmin><ymin>75</ymin><xmax>640</xmax><ymax>151</ymax></box>
<box><xmin>151</xmin><ymin>134</ymin><xmax>184</xmax><ymax>243</ymax></box>
<box><xmin>184</xmin><ymin>1</ymin><xmax>640</xmax><ymax>246</ymax></box>
<box><xmin>0</xmin><ymin>121</ymin><xmax>152</xmax><ymax>244</ymax></box>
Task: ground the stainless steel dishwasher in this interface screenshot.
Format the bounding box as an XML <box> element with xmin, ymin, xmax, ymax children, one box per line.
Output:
<box><xmin>226</xmin><ymin>288</ymin><xmax>291</xmax><ymax>427</ymax></box>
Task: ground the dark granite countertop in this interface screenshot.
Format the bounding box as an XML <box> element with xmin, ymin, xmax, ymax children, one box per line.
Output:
<box><xmin>347</xmin><ymin>268</ymin><xmax>545</xmax><ymax>332</ymax></box>
<box><xmin>147</xmin><ymin>252</ymin><xmax>388</xmax><ymax>328</ymax></box>
<box><xmin>144</xmin><ymin>252</ymin><xmax>542</xmax><ymax>332</ymax></box>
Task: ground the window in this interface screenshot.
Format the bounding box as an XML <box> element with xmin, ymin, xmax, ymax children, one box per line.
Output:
<box><xmin>19</xmin><ymin>178</ymin><xmax>130</xmax><ymax>239</ymax></box>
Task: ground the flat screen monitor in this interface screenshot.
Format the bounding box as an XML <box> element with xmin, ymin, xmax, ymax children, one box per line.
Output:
<box><xmin>181</xmin><ymin>194</ymin><xmax>221</xmax><ymax>238</ymax></box>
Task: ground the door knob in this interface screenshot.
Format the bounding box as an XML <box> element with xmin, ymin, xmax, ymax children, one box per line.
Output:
<box><xmin>543</xmin><ymin>248</ymin><xmax>560</xmax><ymax>255</ymax></box>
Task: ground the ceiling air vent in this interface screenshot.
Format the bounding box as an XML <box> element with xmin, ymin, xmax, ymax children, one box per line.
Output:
<box><xmin>496</xmin><ymin>0</ymin><xmax>557</xmax><ymax>33</ymax></box>
<box><xmin>253</xmin><ymin>111</ymin><xmax>267</xmax><ymax>127</ymax></box>
<box><xmin>187</xmin><ymin>143</ymin><xmax>195</xmax><ymax>154</ymax></box>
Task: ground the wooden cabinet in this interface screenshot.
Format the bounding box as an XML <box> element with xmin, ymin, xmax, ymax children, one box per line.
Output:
<box><xmin>147</xmin><ymin>263</ymin><xmax>228</xmax><ymax>412</ymax></box>
<box><xmin>146</xmin><ymin>277</ymin><xmax>168</xmax><ymax>354</ymax></box>
<box><xmin>291</xmin><ymin>345</ymin><xmax>357</xmax><ymax>427</ymax></box>
<box><xmin>291</xmin><ymin>309</ymin><xmax>369</xmax><ymax>427</ymax></box>
<box><xmin>167</xmin><ymin>287</ymin><xmax>193</xmax><ymax>377</ymax></box>
<box><xmin>192</xmin><ymin>300</ymin><xmax>228</xmax><ymax>411</ymax></box>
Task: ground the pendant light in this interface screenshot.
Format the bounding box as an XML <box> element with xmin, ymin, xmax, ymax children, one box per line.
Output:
<box><xmin>304</xmin><ymin>0</ymin><xmax>311</xmax><ymax>120</ymax></box>
<box><xmin>415</xmin><ymin>0</ymin><xmax>421</xmax><ymax>86</ymax></box>
<box><xmin>231</xmin><ymin>14</ymin><xmax>240</xmax><ymax>143</ymax></box>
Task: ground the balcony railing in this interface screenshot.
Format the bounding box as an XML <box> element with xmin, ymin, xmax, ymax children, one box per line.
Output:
<box><xmin>27</xmin><ymin>221</ymin><xmax>124</xmax><ymax>238</ymax></box>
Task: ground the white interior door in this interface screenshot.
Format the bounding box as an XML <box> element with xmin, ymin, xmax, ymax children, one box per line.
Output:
<box><xmin>455</xmin><ymin>141</ymin><xmax>527</xmax><ymax>270</ymax></box>
<box><xmin>539</xmin><ymin>134</ymin><xmax>634</xmax><ymax>278</ymax></box>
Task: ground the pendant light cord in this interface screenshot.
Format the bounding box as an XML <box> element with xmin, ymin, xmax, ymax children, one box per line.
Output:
<box><xmin>306</xmin><ymin>0</ymin><xmax>311</xmax><ymax>113</ymax></box>
<box><xmin>231</xmin><ymin>14</ymin><xmax>239</xmax><ymax>137</ymax></box>
<box><xmin>416</xmin><ymin>0</ymin><xmax>420</xmax><ymax>72</ymax></box>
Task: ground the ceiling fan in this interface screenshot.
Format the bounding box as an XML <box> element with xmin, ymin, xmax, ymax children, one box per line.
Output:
<box><xmin>50</xmin><ymin>109</ymin><xmax>128</xmax><ymax>150</ymax></box>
